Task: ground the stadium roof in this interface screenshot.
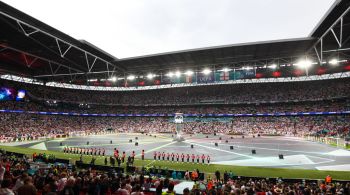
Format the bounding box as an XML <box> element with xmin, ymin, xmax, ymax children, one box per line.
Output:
<box><xmin>116</xmin><ymin>38</ymin><xmax>315</xmax><ymax>72</ymax></box>
<box><xmin>1</xmin><ymin>0</ymin><xmax>350</xmax><ymax>83</ymax></box>
<box><xmin>309</xmin><ymin>0</ymin><xmax>350</xmax><ymax>37</ymax></box>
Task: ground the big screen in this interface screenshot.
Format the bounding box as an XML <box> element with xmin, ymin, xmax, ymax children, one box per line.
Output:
<box><xmin>0</xmin><ymin>87</ymin><xmax>16</xmax><ymax>101</ymax></box>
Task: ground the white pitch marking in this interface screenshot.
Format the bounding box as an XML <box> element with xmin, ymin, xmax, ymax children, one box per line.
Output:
<box><xmin>47</xmin><ymin>138</ymin><xmax>68</xmax><ymax>143</ymax></box>
<box><xmin>326</xmin><ymin>149</ymin><xmax>350</xmax><ymax>156</ymax></box>
<box><xmin>208</xmin><ymin>142</ymin><xmax>334</xmax><ymax>156</ymax></box>
<box><xmin>29</xmin><ymin>142</ymin><xmax>48</xmax><ymax>150</ymax></box>
<box><xmin>184</xmin><ymin>140</ymin><xmax>253</xmax><ymax>158</ymax></box>
<box><xmin>189</xmin><ymin>140</ymin><xmax>312</xmax><ymax>146</ymax></box>
<box><xmin>316</xmin><ymin>164</ymin><xmax>350</xmax><ymax>171</ymax></box>
<box><xmin>145</xmin><ymin>160</ymin><xmax>156</xmax><ymax>167</ymax></box>
<box><xmin>212</xmin><ymin>154</ymin><xmax>317</xmax><ymax>167</ymax></box>
<box><xmin>305</xmin><ymin>155</ymin><xmax>335</xmax><ymax>164</ymax></box>
<box><xmin>135</xmin><ymin>141</ymin><xmax>177</xmax><ymax>157</ymax></box>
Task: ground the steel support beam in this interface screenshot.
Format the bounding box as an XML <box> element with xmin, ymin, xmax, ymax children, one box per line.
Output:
<box><xmin>1</xmin><ymin>10</ymin><xmax>125</xmax><ymax>73</ymax></box>
<box><xmin>17</xmin><ymin>21</ymin><xmax>39</xmax><ymax>36</ymax></box>
<box><xmin>308</xmin><ymin>5</ymin><xmax>350</xmax><ymax>60</ymax></box>
<box><xmin>22</xmin><ymin>54</ymin><xmax>38</xmax><ymax>68</ymax></box>
<box><xmin>34</xmin><ymin>70</ymin><xmax>115</xmax><ymax>78</ymax></box>
<box><xmin>2</xmin><ymin>45</ymin><xmax>84</xmax><ymax>74</ymax></box>
<box><xmin>56</xmin><ymin>39</ymin><xmax>72</xmax><ymax>58</ymax></box>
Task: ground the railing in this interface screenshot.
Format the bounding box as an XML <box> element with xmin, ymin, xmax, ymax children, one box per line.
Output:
<box><xmin>0</xmin><ymin>109</ymin><xmax>349</xmax><ymax>117</ymax></box>
<box><xmin>305</xmin><ymin>135</ymin><xmax>348</xmax><ymax>148</ymax></box>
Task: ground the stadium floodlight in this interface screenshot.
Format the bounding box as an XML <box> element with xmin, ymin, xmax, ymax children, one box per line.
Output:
<box><xmin>329</xmin><ymin>59</ymin><xmax>339</xmax><ymax>65</ymax></box>
<box><xmin>268</xmin><ymin>64</ymin><xmax>277</xmax><ymax>69</ymax></box>
<box><xmin>242</xmin><ymin>66</ymin><xmax>253</xmax><ymax>70</ymax></box>
<box><xmin>220</xmin><ymin>68</ymin><xmax>232</xmax><ymax>72</ymax></box>
<box><xmin>175</xmin><ymin>71</ymin><xmax>181</xmax><ymax>77</ymax></box>
<box><xmin>146</xmin><ymin>73</ymin><xmax>155</xmax><ymax>79</ymax></box>
<box><xmin>127</xmin><ymin>75</ymin><xmax>135</xmax><ymax>80</ymax></box>
<box><xmin>185</xmin><ymin>70</ymin><xmax>194</xmax><ymax>76</ymax></box>
<box><xmin>295</xmin><ymin>60</ymin><xmax>313</xmax><ymax>69</ymax></box>
<box><xmin>202</xmin><ymin>68</ymin><xmax>211</xmax><ymax>75</ymax></box>
<box><xmin>111</xmin><ymin>76</ymin><xmax>117</xmax><ymax>82</ymax></box>
<box><xmin>166</xmin><ymin>72</ymin><xmax>174</xmax><ymax>77</ymax></box>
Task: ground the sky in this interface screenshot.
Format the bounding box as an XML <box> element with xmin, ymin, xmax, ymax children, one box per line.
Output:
<box><xmin>3</xmin><ymin>0</ymin><xmax>336</xmax><ymax>59</ymax></box>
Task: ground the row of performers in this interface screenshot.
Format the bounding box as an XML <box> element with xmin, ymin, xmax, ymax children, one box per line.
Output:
<box><xmin>113</xmin><ymin>149</ymin><xmax>147</xmax><ymax>160</ymax></box>
<box><xmin>63</xmin><ymin>147</ymin><xmax>106</xmax><ymax>156</ymax></box>
<box><xmin>153</xmin><ymin>151</ymin><xmax>210</xmax><ymax>164</ymax></box>
<box><xmin>63</xmin><ymin>147</ymin><xmax>147</xmax><ymax>161</ymax></box>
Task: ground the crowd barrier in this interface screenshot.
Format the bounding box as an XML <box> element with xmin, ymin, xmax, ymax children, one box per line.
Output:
<box><xmin>75</xmin><ymin>160</ymin><xmax>125</xmax><ymax>173</ymax></box>
<box><xmin>305</xmin><ymin>136</ymin><xmax>348</xmax><ymax>148</ymax></box>
<box><xmin>1</xmin><ymin>109</ymin><xmax>350</xmax><ymax>117</ymax></box>
<box><xmin>0</xmin><ymin>131</ymin><xmax>120</xmax><ymax>143</ymax></box>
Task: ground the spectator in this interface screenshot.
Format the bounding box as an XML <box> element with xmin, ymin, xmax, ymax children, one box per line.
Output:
<box><xmin>183</xmin><ymin>188</ymin><xmax>190</xmax><ymax>195</ymax></box>
<box><xmin>162</xmin><ymin>182</ymin><xmax>175</xmax><ymax>195</ymax></box>
<box><xmin>57</xmin><ymin>172</ymin><xmax>68</xmax><ymax>192</ymax></box>
<box><xmin>17</xmin><ymin>177</ymin><xmax>37</xmax><ymax>195</ymax></box>
<box><xmin>131</xmin><ymin>184</ymin><xmax>144</xmax><ymax>195</ymax></box>
<box><xmin>117</xmin><ymin>182</ymin><xmax>130</xmax><ymax>195</ymax></box>
<box><xmin>59</xmin><ymin>177</ymin><xmax>75</xmax><ymax>195</ymax></box>
<box><xmin>215</xmin><ymin>170</ymin><xmax>220</xmax><ymax>181</ymax></box>
<box><xmin>12</xmin><ymin>173</ymin><xmax>27</xmax><ymax>192</ymax></box>
<box><xmin>0</xmin><ymin>179</ymin><xmax>14</xmax><ymax>195</ymax></box>
<box><xmin>0</xmin><ymin>163</ymin><xmax>5</xmax><ymax>185</ymax></box>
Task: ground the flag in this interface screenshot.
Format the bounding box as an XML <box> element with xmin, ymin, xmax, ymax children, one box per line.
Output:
<box><xmin>170</xmin><ymin>77</ymin><xmax>182</xmax><ymax>84</ymax></box>
<box><xmin>293</xmin><ymin>69</ymin><xmax>304</xmax><ymax>76</ymax></box>
<box><xmin>185</xmin><ymin>75</ymin><xmax>196</xmax><ymax>83</ymax></box>
<box><xmin>231</xmin><ymin>70</ymin><xmax>243</xmax><ymax>80</ymax></box>
<box><xmin>138</xmin><ymin>80</ymin><xmax>145</xmax><ymax>86</ymax></box>
<box><xmin>154</xmin><ymin>79</ymin><xmax>161</xmax><ymax>85</ymax></box>
<box><xmin>185</xmin><ymin>75</ymin><xmax>192</xmax><ymax>83</ymax></box>
<box><xmin>124</xmin><ymin>78</ymin><xmax>136</xmax><ymax>87</ymax></box>
<box><xmin>255</xmin><ymin>73</ymin><xmax>264</xmax><ymax>78</ymax></box>
<box><xmin>242</xmin><ymin>69</ymin><xmax>255</xmax><ymax>78</ymax></box>
<box><xmin>105</xmin><ymin>81</ymin><xmax>112</xmax><ymax>86</ymax></box>
<box><xmin>232</xmin><ymin>69</ymin><xmax>255</xmax><ymax>80</ymax></box>
<box><xmin>272</xmin><ymin>71</ymin><xmax>281</xmax><ymax>77</ymax></box>
<box><xmin>161</xmin><ymin>76</ymin><xmax>171</xmax><ymax>84</ymax></box>
<box><xmin>220</xmin><ymin>72</ymin><xmax>229</xmax><ymax>80</ymax></box>
<box><xmin>197</xmin><ymin>72</ymin><xmax>214</xmax><ymax>83</ymax></box>
<box><xmin>317</xmin><ymin>67</ymin><xmax>326</xmax><ymax>75</ymax></box>
<box><xmin>215</xmin><ymin>72</ymin><xmax>229</xmax><ymax>81</ymax></box>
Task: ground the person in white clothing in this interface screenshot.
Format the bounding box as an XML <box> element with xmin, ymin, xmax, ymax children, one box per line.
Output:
<box><xmin>130</xmin><ymin>184</ymin><xmax>144</xmax><ymax>195</ymax></box>
<box><xmin>0</xmin><ymin>163</ymin><xmax>5</xmax><ymax>185</ymax></box>
<box><xmin>0</xmin><ymin>179</ymin><xmax>14</xmax><ymax>195</ymax></box>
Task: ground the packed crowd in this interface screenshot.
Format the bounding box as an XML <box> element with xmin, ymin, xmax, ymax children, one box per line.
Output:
<box><xmin>0</xmin><ymin>149</ymin><xmax>349</xmax><ymax>195</ymax></box>
<box><xmin>0</xmin><ymin>112</ymin><xmax>349</xmax><ymax>142</ymax></box>
<box><xmin>0</xmin><ymin>113</ymin><xmax>172</xmax><ymax>141</ymax></box>
<box><xmin>0</xmin><ymin>78</ymin><xmax>349</xmax><ymax>142</ymax></box>
<box><xmin>1</xmin><ymin>66</ymin><xmax>350</xmax><ymax>195</ymax></box>
<box><xmin>182</xmin><ymin>116</ymin><xmax>350</xmax><ymax>136</ymax></box>
<box><xmin>1</xmin><ymin>78</ymin><xmax>349</xmax><ymax>105</ymax></box>
<box><xmin>1</xmin><ymin>99</ymin><xmax>349</xmax><ymax>115</ymax></box>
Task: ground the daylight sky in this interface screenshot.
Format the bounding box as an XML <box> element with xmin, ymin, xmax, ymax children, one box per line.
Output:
<box><xmin>3</xmin><ymin>0</ymin><xmax>336</xmax><ymax>59</ymax></box>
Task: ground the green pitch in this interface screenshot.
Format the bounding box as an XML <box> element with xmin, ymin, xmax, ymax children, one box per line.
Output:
<box><xmin>1</xmin><ymin>145</ymin><xmax>349</xmax><ymax>180</ymax></box>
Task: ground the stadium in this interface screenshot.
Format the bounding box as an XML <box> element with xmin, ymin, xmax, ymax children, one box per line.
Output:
<box><xmin>1</xmin><ymin>0</ymin><xmax>350</xmax><ymax>194</ymax></box>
